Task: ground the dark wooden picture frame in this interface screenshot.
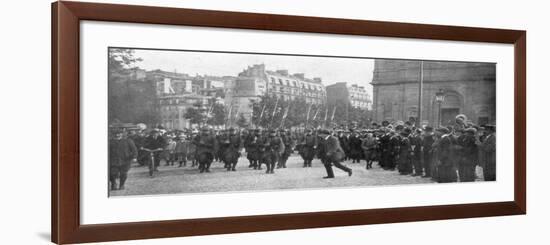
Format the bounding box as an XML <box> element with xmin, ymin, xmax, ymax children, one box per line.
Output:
<box><xmin>51</xmin><ymin>1</ymin><xmax>526</xmax><ymax>244</ymax></box>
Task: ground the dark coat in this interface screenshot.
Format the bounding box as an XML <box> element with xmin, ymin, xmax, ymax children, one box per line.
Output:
<box><xmin>109</xmin><ymin>138</ymin><xmax>137</xmax><ymax>166</ymax></box>
<box><xmin>143</xmin><ymin>135</ymin><xmax>166</xmax><ymax>151</ymax></box>
<box><xmin>193</xmin><ymin>134</ymin><xmax>216</xmax><ymax>155</ymax></box>
<box><xmin>324</xmin><ymin>135</ymin><xmax>346</xmax><ymax>163</ymax></box>
<box><xmin>300</xmin><ymin>134</ymin><xmax>317</xmax><ymax>160</ymax></box>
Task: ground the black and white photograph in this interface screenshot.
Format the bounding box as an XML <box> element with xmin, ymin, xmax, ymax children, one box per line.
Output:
<box><xmin>108</xmin><ymin>47</ymin><xmax>497</xmax><ymax>197</ymax></box>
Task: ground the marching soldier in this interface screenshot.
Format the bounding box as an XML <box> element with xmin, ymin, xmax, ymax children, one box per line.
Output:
<box><xmin>260</xmin><ymin>129</ymin><xmax>284</xmax><ymax>174</ymax></box>
<box><xmin>317</xmin><ymin>129</ymin><xmax>352</xmax><ymax>178</ymax></box>
<box><xmin>217</xmin><ymin>129</ymin><xmax>231</xmax><ymax>169</ymax></box>
<box><xmin>299</xmin><ymin>129</ymin><xmax>317</xmax><ymax>168</ymax></box>
<box><xmin>247</xmin><ymin>129</ymin><xmax>264</xmax><ymax>170</ymax></box>
<box><xmin>221</xmin><ymin>128</ymin><xmax>242</xmax><ymax>171</ymax></box>
<box><xmin>109</xmin><ymin>129</ymin><xmax>137</xmax><ymax>191</ymax></box>
<box><xmin>242</xmin><ymin>129</ymin><xmax>254</xmax><ymax>168</ymax></box>
<box><xmin>193</xmin><ymin>127</ymin><xmax>216</xmax><ymax>173</ymax></box>
<box><xmin>277</xmin><ymin>129</ymin><xmax>293</xmax><ymax>169</ymax></box>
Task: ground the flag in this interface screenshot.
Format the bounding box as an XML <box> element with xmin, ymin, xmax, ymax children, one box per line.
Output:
<box><xmin>280</xmin><ymin>106</ymin><xmax>290</xmax><ymax>128</ymax></box>
<box><xmin>312</xmin><ymin>107</ymin><xmax>320</xmax><ymax>120</ymax></box>
<box><xmin>271</xmin><ymin>96</ymin><xmax>280</xmax><ymax>118</ymax></box>
<box><xmin>306</xmin><ymin>104</ymin><xmax>312</xmax><ymax>121</ymax></box>
<box><xmin>227</xmin><ymin>105</ymin><xmax>233</xmax><ymax>120</ymax></box>
<box><xmin>233</xmin><ymin>105</ymin><xmax>241</xmax><ymax>123</ymax></box>
<box><xmin>259</xmin><ymin>104</ymin><xmax>266</xmax><ymax>119</ymax></box>
<box><xmin>324</xmin><ymin>107</ymin><xmax>328</xmax><ymax>121</ymax></box>
<box><xmin>331</xmin><ymin>106</ymin><xmax>337</xmax><ymax>121</ymax></box>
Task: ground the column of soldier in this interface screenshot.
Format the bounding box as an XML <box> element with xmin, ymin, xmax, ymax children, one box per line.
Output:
<box><xmin>108</xmin><ymin>114</ymin><xmax>496</xmax><ymax>191</ymax></box>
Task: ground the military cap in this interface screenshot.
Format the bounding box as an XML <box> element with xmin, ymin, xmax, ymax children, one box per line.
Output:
<box><xmin>465</xmin><ymin>127</ymin><xmax>477</xmax><ymax>134</ymax></box>
<box><xmin>318</xmin><ymin>129</ymin><xmax>330</xmax><ymax>135</ymax></box>
<box><xmin>436</xmin><ymin>127</ymin><xmax>450</xmax><ymax>134</ymax></box>
<box><xmin>201</xmin><ymin>126</ymin><xmax>210</xmax><ymax>131</ymax></box>
<box><xmin>382</xmin><ymin>120</ymin><xmax>390</xmax><ymax>126</ymax></box>
<box><xmin>395</xmin><ymin>125</ymin><xmax>404</xmax><ymax>131</ymax></box>
<box><xmin>424</xmin><ymin>126</ymin><xmax>434</xmax><ymax>132</ymax></box>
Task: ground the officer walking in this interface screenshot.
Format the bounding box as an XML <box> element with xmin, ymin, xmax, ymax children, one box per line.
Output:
<box><xmin>317</xmin><ymin>129</ymin><xmax>352</xmax><ymax>178</ymax></box>
<box><xmin>193</xmin><ymin>127</ymin><xmax>216</xmax><ymax>173</ymax></box>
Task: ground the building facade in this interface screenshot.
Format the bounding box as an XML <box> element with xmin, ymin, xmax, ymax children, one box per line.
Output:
<box><xmin>326</xmin><ymin>82</ymin><xmax>371</xmax><ymax>109</ymax></box>
<box><xmin>231</xmin><ymin>64</ymin><xmax>326</xmax><ymax>121</ymax></box>
<box><xmin>148</xmin><ymin>70</ymin><xmax>233</xmax><ymax>129</ymax></box>
<box><xmin>371</xmin><ymin>60</ymin><xmax>496</xmax><ymax>126</ymax></box>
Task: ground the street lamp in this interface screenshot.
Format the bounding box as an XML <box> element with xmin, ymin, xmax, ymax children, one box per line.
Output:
<box><xmin>435</xmin><ymin>89</ymin><xmax>445</xmax><ymax>127</ymax></box>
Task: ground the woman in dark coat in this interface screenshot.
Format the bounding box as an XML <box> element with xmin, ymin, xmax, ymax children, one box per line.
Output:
<box><xmin>397</xmin><ymin>128</ymin><xmax>412</xmax><ymax>175</ymax></box>
<box><xmin>433</xmin><ymin>127</ymin><xmax>457</xmax><ymax>183</ymax></box>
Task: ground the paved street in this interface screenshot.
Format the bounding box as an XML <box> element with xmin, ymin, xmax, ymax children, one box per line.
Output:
<box><xmin>109</xmin><ymin>154</ymin><xmax>446</xmax><ymax>197</ymax></box>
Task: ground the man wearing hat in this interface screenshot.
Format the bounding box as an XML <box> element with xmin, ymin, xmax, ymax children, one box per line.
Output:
<box><xmin>299</xmin><ymin>128</ymin><xmax>317</xmax><ymax>168</ymax></box>
<box><xmin>422</xmin><ymin>126</ymin><xmax>435</xmax><ymax>178</ymax></box>
<box><xmin>457</xmin><ymin>127</ymin><xmax>478</xmax><ymax>182</ymax></box>
<box><xmin>317</xmin><ymin>129</ymin><xmax>352</xmax><ymax>178</ymax></box>
<box><xmin>360</xmin><ymin>132</ymin><xmax>377</xmax><ymax>169</ymax></box>
<box><xmin>481</xmin><ymin>125</ymin><xmax>496</xmax><ymax>181</ymax></box>
<box><xmin>246</xmin><ymin>129</ymin><xmax>264</xmax><ymax>170</ymax></box>
<box><xmin>109</xmin><ymin>129</ymin><xmax>137</xmax><ymax>191</ymax></box>
<box><xmin>260</xmin><ymin>129</ymin><xmax>285</xmax><ymax>174</ymax></box>
<box><xmin>193</xmin><ymin>127</ymin><xmax>216</xmax><ymax>173</ymax></box>
<box><xmin>349</xmin><ymin>129</ymin><xmax>363</xmax><ymax>164</ymax></box>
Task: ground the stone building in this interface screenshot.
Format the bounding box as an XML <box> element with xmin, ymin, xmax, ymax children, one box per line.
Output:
<box><xmin>231</xmin><ymin>64</ymin><xmax>326</xmax><ymax>121</ymax></box>
<box><xmin>326</xmin><ymin>82</ymin><xmax>371</xmax><ymax>109</ymax></box>
<box><xmin>148</xmin><ymin>70</ymin><xmax>233</xmax><ymax>129</ymax></box>
<box><xmin>371</xmin><ymin>60</ymin><xmax>496</xmax><ymax>126</ymax></box>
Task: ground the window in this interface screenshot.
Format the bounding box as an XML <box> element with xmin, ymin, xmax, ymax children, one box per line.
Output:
<box><xmin>270</xmin><ymin>77</ymin><xmax>276</xmax><ymax>84</ymax></box>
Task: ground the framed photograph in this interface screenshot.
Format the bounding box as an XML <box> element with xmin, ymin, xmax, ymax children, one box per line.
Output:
<box><xmin>52</xmin><ymin>1</ymin><xmax>526</xmax><ymax>244</ymax></box>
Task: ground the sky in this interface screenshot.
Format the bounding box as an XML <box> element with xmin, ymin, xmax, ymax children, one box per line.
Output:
<box><xmin>131</xmin><ymin>49</ymin><xmax>374</xmax><ymax>94</ymax></box>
